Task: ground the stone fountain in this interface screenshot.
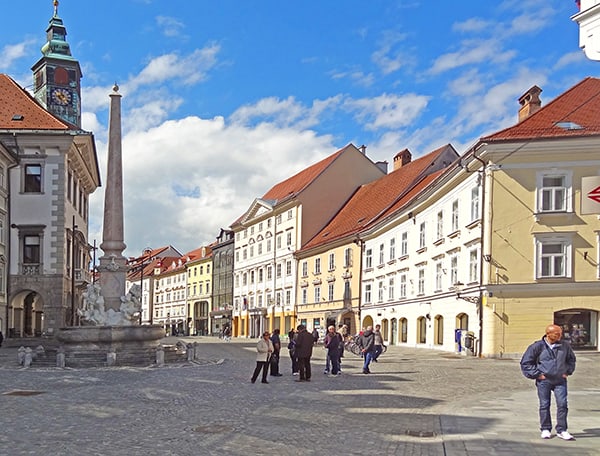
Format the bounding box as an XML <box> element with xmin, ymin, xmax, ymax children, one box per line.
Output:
<box><xmin>55</xmin><ymin>85</ymin><xmax>165</xmax><ymax>367</ymax></box>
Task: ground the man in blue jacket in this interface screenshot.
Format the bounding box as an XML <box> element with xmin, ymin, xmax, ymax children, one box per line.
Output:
<box><xmin>520</xmin><ymin>324</ymin><xmax>576</xmax><ymax>441</ymax></box>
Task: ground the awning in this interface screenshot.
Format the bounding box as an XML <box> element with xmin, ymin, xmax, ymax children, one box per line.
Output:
<box><xmin>325</xmin><ymin>309</ymin><xmax>352</xmax><ymax>320</ymax></box>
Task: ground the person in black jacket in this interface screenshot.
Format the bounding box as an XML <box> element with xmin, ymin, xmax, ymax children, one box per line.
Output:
<box><xmin>520</xmin><ymin>324</ymin><xmax>577</xmax><ymax>441</ymax></box>
<box><xmin>294</xmin><ymin>325</ymin><xmax>314</xmax><ymax>382</ymax></box>
<box><xmin>269</xmin><ymin>328</ymin><xmax>283</xmax><ymax>377</ymax></box>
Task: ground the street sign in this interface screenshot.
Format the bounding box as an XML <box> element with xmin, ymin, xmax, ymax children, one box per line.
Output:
<box><xmin>581</xmin><ymin>176</ymin><xmax>600</xmax><ymax>214</ymax></box>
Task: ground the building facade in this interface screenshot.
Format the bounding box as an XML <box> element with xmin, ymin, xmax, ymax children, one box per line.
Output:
<box><xmin>231</xmin><ymin>144</ymin><xmax>386</xmax><ymax>338</ymax></box>
<box><xmin>211</xmin><ymin>229</ymin><xmax>234</xmax><ymax>336</ymax></box>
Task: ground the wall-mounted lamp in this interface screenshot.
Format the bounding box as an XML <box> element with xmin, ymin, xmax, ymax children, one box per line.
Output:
<box><xmin>454</xmin><ymin>281</ymin><xmax>480</xmax><ymax>304</ymax></box>
<box><xmin>483</xmin><ymin>254</ymin><xmax>492</xmax><ymax>262</ymax></box>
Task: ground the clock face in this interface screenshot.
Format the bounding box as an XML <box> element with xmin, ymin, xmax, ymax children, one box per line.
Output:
<box><xmin>51</xmin><ymin>88</ymin><xmax>72</xmax><ymax>106</ymax></box>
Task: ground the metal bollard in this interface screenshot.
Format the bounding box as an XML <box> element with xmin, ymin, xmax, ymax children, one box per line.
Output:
<box><xmin>156</xmin><ymin>345</ymin><xmax>165</xmax><ymax>366</ymax></box>
<box><xmin>107</xmin><ymin>351</ymin><xmax>116</xmax><ymax>366</ymax></box>
<box><xmin>187</xmin><ymin>343</ymin><xmax>194</xmax><ymax>362</ymax></box>
<box><xmin>193</xmin><ymin>342</ymin><xmax>199</xmax><ymax>360</ymax></box>
<box><xmin>56</xmin><ymin>347</ymin><xmax>66</xmax><ymax>368</ymax></box>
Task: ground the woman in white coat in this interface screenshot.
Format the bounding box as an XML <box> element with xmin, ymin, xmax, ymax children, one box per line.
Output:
<box><xmin>251</xmin><ymin>331</ymin><xmax>274</xmax><ymax>384</ymax></box>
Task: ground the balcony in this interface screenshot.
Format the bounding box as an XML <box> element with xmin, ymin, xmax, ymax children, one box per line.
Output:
<box><xmin>75</xmin><ymin>268</ymin><xmax>92</xmax><ymax>285</ymax></box>
<box><xmin>22</xmin><ymin>264</ymin><xmax>40</xmax><ymax>275</ymax></box>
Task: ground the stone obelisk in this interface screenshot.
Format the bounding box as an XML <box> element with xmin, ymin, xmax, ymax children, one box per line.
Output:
<box><xmin>98</xmin><ymin>84</ymin><xmax>128</xmax><ymax>313</ymax></box>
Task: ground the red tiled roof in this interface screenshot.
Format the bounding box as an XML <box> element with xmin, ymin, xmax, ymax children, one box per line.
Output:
<box><xmin>302</xmin><ymin>145</ymin><xmax>452</xmax><ymax>251</ymax></box>
<box><xmin>484</xmin><ymin>77</ymin><xmax>600</xmax><ymax>142</ymax></box>
<box><xmin>0</xmin><ymin>74</ymin><xmax>71</xmax><ymax>130</ymax></box>
<box><xmin>261</xmin><ymin>144</ymin><xmax>349</xmax><ymax>202</ymax></box>
<box><xmin>377</xmin><ymin>170</ymin><xmax>445</xmax><ymax>221</ymax></box>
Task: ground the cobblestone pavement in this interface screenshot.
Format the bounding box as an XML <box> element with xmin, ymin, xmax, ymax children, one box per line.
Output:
<box><xmin>0</xmin><ymin>337</ymin><xmax>599</xmax><ymax>456</ymax></box>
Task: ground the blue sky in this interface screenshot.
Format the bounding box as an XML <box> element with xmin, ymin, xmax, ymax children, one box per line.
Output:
<box><xmin>3</xmin><ymin>0</ymin><xmax>596</xmax><ymax>256</ymax></box>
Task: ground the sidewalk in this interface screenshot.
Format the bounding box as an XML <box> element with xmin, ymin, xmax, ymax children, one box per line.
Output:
<box><xmin>0</xmin><ymin>338</ymin><xmax>598</xmax><ymax>455</ymax></box>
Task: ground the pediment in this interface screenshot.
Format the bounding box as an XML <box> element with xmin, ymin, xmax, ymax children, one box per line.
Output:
<box><xmin>241</xmin><ymin>198</ymin><xmax>274</xmax><ymax>224</ymax></box>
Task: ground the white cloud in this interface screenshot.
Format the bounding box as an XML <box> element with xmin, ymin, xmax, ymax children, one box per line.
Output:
<box><xmin>0</xmin><ymin>41</ymin><xmax>34</xmax><ymax>71</ymax></box>
<box><xmin>131</xmin><ymin>44</ymin><xmax>221</xmax><ymax>88</ymax></box>
<box><xmin>429</xmin><ymin>39</ymin><xmax>516</xmax><ymax>75</ymax></box>
<box><xmin>89</xmin><ymin>115</ymin><xmax>336</xmax><ymax>256</ymax></box>
<box><xmin>345</xmin><ymin>93</ymin><xmax>430</xmax><ymax>131</ymax></box>
<box><xmin>156</xmin><ymin>16</ymin><xmax>185</xmax><ymax>38</ymax></box>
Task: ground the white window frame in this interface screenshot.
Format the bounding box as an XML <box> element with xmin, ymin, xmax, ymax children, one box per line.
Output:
<box><xmin>534</xmin><ymin>235</ymin><xmax>572</xmax><ymax>279</ymax></box>
<box><xmin>536</xmin><ymin>170</ymin><xmax>572</xmax><ymax>213</ymax></box>
<box><xmin>451</xmin><ymin>200</ymin><xmax>459</xmax><ymax>231</ymax></box>
<box><xmin>365</xmin><ymin>249</ymin><xmax>373</xmax><ymax>269</ymax></box>
<box><xmin>378</xmin><ymin>281</ymin><xmax>384</xmax><ymax>302</ymax></box>
<box><xmin>419</xmin><ymin>222</ymin><xmax>426</xmax><ymax>249</ymax></box>
<box><xmin>470</xmin><ymin>186</ymin><xmax>480</xmax><ymax>222</ymax></box>
<box><xmin>379</xmin><ymin>243</ymin><xmax>385</xmax><ymax>265</ymax></box>
<box><xmin>364</xmin><ymin>283</ymin><xmax>372</xmax><ymax>304</ymax></box>
<box><xmin>389</xmin><ymin>238</ymin><xmax>395</xmax><ymax>260</ymax></box>
<box><xmin>328</xmin><ymin>253</ymin><xmax>335</xmax><ymax>271</ymax></box>
<box><xmin>469</xmin><ymin>247</ymin><xmax>479</xmax><ymax>283</ymax></box>
<box><xmin>400</xmin><ymin>274</ymin><xmax>407</xmax><ymax>298</ymax></box>
<box><xmin>435</xmin><ymin>262</ymin><xmax>443</xmax><ymax>291</ymax></box>
<box><xmin>436</xmin><ymin>211</ymin><xmax>443</xmax><ymax>240</ymax></box>
<box><xmin>401</xmin><ymin>232</ymin><xmax>408</xmax><ymax>256</ymax></box>
<box><xmin>418</xmin><ymin>268</ymin><xmax>425</xmax><ymax>295</ymax></box>
<box><xmin>388</xmin><ymin>277</ymin><xmax>394</xmax><ymax>301</ymax></box>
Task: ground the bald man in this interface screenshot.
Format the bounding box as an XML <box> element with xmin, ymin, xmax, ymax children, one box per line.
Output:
<box><xmin>520</xmin><ymin>324</ymin><xmax>577</xmax><ymax>441</ymax></box>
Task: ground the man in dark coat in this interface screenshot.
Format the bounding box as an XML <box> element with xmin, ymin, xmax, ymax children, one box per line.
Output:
<box><xmin>520</xmin><ymin>324</ymin><xmax>576</xmax><ymax>440</ymax></box>
<box><xmin>269</xmin><ymin>328</ymin><xmax>283</xmax><ymax>377</ymax></box>
<box><xmin>294</xmin><ymin>325</ymin><xmax>314</xmax><ymax>382</ymax></box>
<box><xmin>358</xmin><ymin>326</ymin><xmax>375</xmax><ymax>374</ymax></box>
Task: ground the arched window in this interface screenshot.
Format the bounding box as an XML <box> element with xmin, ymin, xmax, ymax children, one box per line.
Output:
<box><xmin>400</xmin><ymin>318</ymin><xmax>408</xmax><ymax>343</ymax></box>
<box><xmin>434</xmin><ymin>315</ymin><xmax>444</xmax><ymax>345</ymax></box>
<box><xmin>417</xmin><ymin>316</ymin><xmax>427</xmax><ymax>344</ymax></box>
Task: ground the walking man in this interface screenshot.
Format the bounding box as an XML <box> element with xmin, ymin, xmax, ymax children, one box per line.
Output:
<box><xmin>372</xmin><ymin>324</ymin><xmax>385</xmax><ymax>362</ymax></box>
<box><xmin>294</xmin><ymin>324</ymin><xmax>314</xmax><ymax>382</ymax></box>
<box><xmin>520</xmin><ymin>323</ymin><xmax>576</xmax><ymax>440</ymax></box>
<box><xmin>358</xmin><ymin>325</ymin><xmax>375</xmax><ymax>374</ymax></box>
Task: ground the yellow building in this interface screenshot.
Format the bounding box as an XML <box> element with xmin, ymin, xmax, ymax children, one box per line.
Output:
<box><xmin>467</xmin><ymin>79</ymin><xmax>600</xmax><ymax>357</ymax></box>
<box><xmin>297</xmin><ymin>146</ymin><xmax>458</xmax><ymax>336</ymax></box>
<box><xmin>185</xmin><ymin>246</ymin><xmax>212</xmax><ymax>336</ymax></box>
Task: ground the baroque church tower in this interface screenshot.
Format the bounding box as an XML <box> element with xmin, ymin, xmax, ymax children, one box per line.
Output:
<box><xmin>31</xmin><ymin>0</ymin><xmax>82</xmax><ymax>127</ymax></box>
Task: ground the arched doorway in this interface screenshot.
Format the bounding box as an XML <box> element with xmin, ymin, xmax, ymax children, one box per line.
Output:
<box><xmin>9</xmin><ymin>290</ymin><xmax>43</xmax><ymax>338</ymax></box>
<box><xmin>362</xmin><ymin>314</ymin><xmax>374</xmax><ymax>330</ymax></box>
<box><xmin>434</xmin><ymin>315</ymin><xmax>444</xmax><ymax>345</ymax></box>
<box><xmin>400</xmin><ymin>318</ymin><xmax>408</xmax><ymax>343</ymax></box>
<box><xmin>390</xmin><ymin>318</ymin><xmax>397</xmax><ymax>345</ymax></box>
<box><xmin>381</xmin><ymin>319</ymin><xmax>389</xmax><ymax>341</ymax></box>
<box><xmin>417</xmin><ymin>316</ymin><xmax>427</xmax><ymax>344</ymax></box>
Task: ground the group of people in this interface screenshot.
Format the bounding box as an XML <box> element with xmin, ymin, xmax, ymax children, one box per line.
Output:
<box><xmin>250</xmin><ymin>323</ymin><xmax>389</xmax><ymax>383</ymax></box>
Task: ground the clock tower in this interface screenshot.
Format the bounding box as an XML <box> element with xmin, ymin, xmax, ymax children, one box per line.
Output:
<box><xmin>31</xmin><ymin>0</ymin><xmax>82</xmax><ymax>128</ymax></box>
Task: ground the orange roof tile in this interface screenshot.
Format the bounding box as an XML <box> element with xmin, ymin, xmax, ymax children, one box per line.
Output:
<box><xmin>484</xmin><ymin>77</ymin><xmax>600</xmax><ymax>142</ymax></box>
<box><xmin>302</xmin><ymin>145</ymin><xmax>453</xmax><ymax>251</ymax></box>
<box><xmin>0</xmin><ymin>74</ymin><xmax>71</xmax><ymax>130</ymax></box>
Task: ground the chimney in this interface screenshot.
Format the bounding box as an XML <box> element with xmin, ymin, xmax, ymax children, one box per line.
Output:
<box><xmin>393</xmin><ymin>149</ymin><xmax>412</xmax><ymax>171</ymax></box>
<box><xmin>375</xmin><ymin>161</ymin><xmax>388</xmax><ymax>174</ymax></box>
<box><xmin>518</xmin><ymin>85</ymin><xmax>542</xmax><ymax>122</ymax></box>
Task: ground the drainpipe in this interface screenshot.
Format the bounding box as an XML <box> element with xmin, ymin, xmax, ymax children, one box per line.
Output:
<box><xmin>472</xmin><ymin>150</ymin><xmax>487</xmax><ymax>358</ymax></box>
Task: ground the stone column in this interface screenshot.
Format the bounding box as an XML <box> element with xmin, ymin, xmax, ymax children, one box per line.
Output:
<box><xmin>99</xmin><ymin>85</ymin><xmax>128</xmax><ymax>312</ymax></box>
